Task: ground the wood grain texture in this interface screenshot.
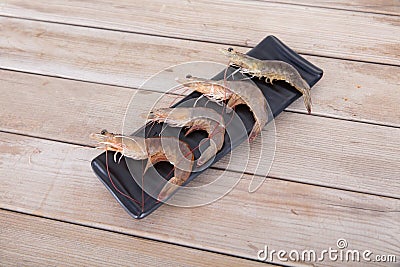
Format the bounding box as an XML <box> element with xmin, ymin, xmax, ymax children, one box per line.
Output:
<box><xmin>1</xmin><ymin>1</ymin><xmax>399</xmax><ymax>65</ymax></box>
<box><xmin>0</xmin><ymin>70</ymin><xmax>399</xmax><ymax>198</ymax></box>
<box><xmin>259</xmin><ymin>0</ymin><xmax>400</xmax><ymax>15</ymax></box>
<box><xmin>0</xmin><ymin>132</ymin><xmax>398</xmax><ymax>266</ymax></box>
<box><xmin>1</xmin><ymin>18</ymin><xmax>399</xmax><ymax>127</ymax></box>
<box><xmin>1</xmin><ymin>1</ymin><xmax>399</xmax><ymax>265</ymax></box>
<box><xmin>0</xmin><ymin>210</ymin><xmax>268</xmax><ymax>267</ymax></box>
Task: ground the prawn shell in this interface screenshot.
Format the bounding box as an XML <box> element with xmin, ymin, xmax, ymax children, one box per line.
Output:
<box><xmin>91</xmin><ymin>35</ymin><xmax>323</xmax><ymax>219</ymax></box>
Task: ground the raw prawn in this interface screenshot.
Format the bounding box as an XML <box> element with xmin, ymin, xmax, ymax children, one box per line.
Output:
<box><xmin>145</xmin><ymin>107</ymin><xmax>225</xmax><ymax>166</ymax></box>
<box><xmin>177</xmin><ymin>76</ymin><xmax>268</xmax><ymax>141</ymax></box>
<box><xmin>90</xmin><ymin>130</ymin><xmax>194</xmax><ymax>201</ymax></box>
<box><xmin>220</xmin><ymin>47</ymin><xmax>312</xmax><ymax>114</ymax></box>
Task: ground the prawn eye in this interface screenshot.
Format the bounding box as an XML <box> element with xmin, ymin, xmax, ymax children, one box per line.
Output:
<box><xmin>227</xmin><ymin>47</ymin><xmax>233</xmax><ymax>52</ymax></box>
<box><xmin>186</xmin><ymin>74</ymin><xmax>192</xmax><ymax>79</ymax></box>
<box><xmin>100</xmin><ymin>129</ymin><xmax>107</xmax><ymax>135</ymax></box>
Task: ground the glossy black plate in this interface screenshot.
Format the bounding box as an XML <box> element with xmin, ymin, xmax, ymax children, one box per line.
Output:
<box><xmin>91</xmin><ymin>36</ymin><xmax>323</xmax><ymax>219</ymax></box>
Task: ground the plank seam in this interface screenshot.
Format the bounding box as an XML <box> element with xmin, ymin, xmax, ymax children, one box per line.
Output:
<box><xmin>284</xmin><ymin>110</ymin><xmax>400</xmax><ymax>129</ymax></box>
<box><xmin>0</xmin><ymin>14</ymin><xmax>399</xmax><ymax>68</ymax></box>
<box><xmin>0</xmin><ymin>129</ymin><xmax>399</xmax><ymax>200</ymax></box>
<box><xmin>323</xmin><ymin>203</ymin><xmax>400</xmax><ymax>213</ymax></box>
<box><xmin>210</xmin><ymin>165</ymin><xmax>400</xmax><ymax>201</ymax></box>
<box><xmin>1</xmin><ymin>67</ymin><xmax>399</xmax><ymax>130</ymax></box>
<box><xmin>252</xmin><ymin>0</ymin><xmax>400</xmax><ymax>16</ymax></box>
<box><xmin>0</xmin><ymin>207</ymin><xmax>287</xmax><ymax>267</ymax></box>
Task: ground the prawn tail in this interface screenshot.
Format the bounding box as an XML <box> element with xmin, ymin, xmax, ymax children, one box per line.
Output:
<box><xmin>290</xmin><ymin>77</ymin><xmax>312</xmax><ymax>114</ymax></box>
<box><xmin>248</xmin><ymin>124</ymin><xmax>261</xmax><ymax>142</ymax></box>
<box><xmin>304</xmin><ymin>89</ymin><xmax>312</xmax><ymax>114</ymax></box>
<box><xmin>299</xmin><ymin>82</ymin><xmax>312</xmax><ymax>114</ymax></box>
<box><xmin>196</xmin><ymin>141</ymin><xmax>218</xmax><ymax>167</ymax></box>
<box><xmin>157</xmin><ymin>175</ymin><xmax>187</xmax><ymax>202</ymax></box>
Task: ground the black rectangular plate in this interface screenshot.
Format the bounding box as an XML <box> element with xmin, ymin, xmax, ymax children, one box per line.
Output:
<box><xmin>91</xmin><ymin>36</ymin><xmax>323</xmax><ymax>219</ymax></box>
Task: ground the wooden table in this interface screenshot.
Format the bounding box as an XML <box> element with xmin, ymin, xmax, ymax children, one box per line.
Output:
<box><xmin>1</xmin><ymin>1</ymin><xmax>399</xmax><ymax>266</ymax></box>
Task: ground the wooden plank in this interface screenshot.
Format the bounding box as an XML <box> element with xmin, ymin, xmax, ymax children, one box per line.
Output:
<box><xmin>260</xmin><ymin>0</ymin><xmax>400</xmax><ymax>15</ymax></box>
<box><xmin>0</xmin><ymin>210</ymin><xmax>267</xmax><ymax>267</ymax></box>
<box><xmin>0</xmin><ymin>132</ymin><xmax>398</xmax><ymax>266</ymax></box>
<box><xmin>1</xmin><ymin>18</ymin><xmax>400</xmax><ymax>127</ymax></box>
<box><xmin>1</xmin><ymin>1</ymin><xmax>399</xmax><ymax>65</ymax></box>
<box><xmin>0</xmin><ymin>70</ymin><xmax>399</xmax><ymax>198</ymax></box>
